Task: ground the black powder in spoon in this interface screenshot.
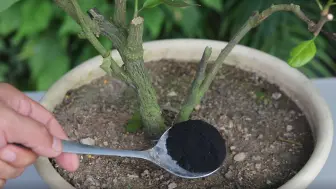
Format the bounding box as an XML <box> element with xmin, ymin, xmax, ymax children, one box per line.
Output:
<box><xmin>166</xmin><ymin>119</ymin><xmax>227</xmax><ymax>173</ymax></box>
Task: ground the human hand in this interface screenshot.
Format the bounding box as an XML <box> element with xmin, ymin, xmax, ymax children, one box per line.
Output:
<box><xmin>0</xmin><ymin>83</ymin><xmax>79</xmax><ymax>188</ymax></box>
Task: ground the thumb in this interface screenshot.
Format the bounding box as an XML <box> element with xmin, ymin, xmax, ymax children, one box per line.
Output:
<box><xmin>0</xmin><ymin>103</ymin><xmax>62</xmax><ymax>157</ymax></box>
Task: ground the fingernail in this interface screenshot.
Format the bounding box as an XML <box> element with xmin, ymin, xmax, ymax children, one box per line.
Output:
<box><xmin>52</xmin><ymin>137</ymin><xmax>62</xmax><ymax>152</ymax></box>
<box><xmin>1</xmin><ymin>149</ymin><xmax>16</xmax><ymax>162</ymax></box>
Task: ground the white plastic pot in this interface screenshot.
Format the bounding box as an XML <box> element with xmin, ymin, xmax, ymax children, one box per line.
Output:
<box><xmin>34</xmin><ymin>39</ymin><xmax>333</xmax><ymax>189</ymax></box>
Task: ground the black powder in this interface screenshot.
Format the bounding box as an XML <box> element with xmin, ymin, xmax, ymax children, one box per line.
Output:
<box><xmin>166</xmin><ymin>120</ymin><xmax>227</xmax><ymax>173</ymax></box>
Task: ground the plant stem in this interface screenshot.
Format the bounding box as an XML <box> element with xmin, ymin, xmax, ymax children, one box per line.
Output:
<box><xmin>180</xmin><ymin>4</ymin><xmax>336</xmax><ymax>120</ymax></box>
<box><xmin>54</xmin><ymin>0</ymin><xmax>130</xmax><ymax>83</ymax></box>
<box><xmin>88</xmin><ymin>8</ymin><xmax>127</xmax><ymax>52</ymax></box>
<box><xmin>316</xmin><ymin>0</ymin><xmax>323</xmax><ymax>10</ymax></box>
<box><xmin>177</xmin><ymin>47</ymin><xmax>212</xmax><ymax>122</ymax></box>
<box><xmin>124</xmin><ymin>17</ymin><xmax>166</xmax><ymax>139</ymax></box>
<box><xmin>114</xmin><ymin>0</ymin><xmax>127</xmax><ymax>28</ymax></box>
<box><xmin>322</xmin><ymin>0</ymin><xmax>334</xmax><ymax>15</ymax></box>
<box><xmin>200</xmin><ymin>4</ymin><xmax>332</xmax><ymax>100</ymax></box>
<box><xmin>134</xmin><ymin>0</ymin><xmax>139</xmax><ymax>18</ymax></box>
<box><xmin>70</xmin><ymin>0</ymin><xmax>109</xmax><ymax>57</ymax></box>
<box><xmin>313</xmin><ymin>14</ymin><xmax>333</xmax><ymax>36</ymax></box>
<box><xmin>88</xmin><ymin>8</ymin><xmax>166</xmax><ymax>139</ymax></box>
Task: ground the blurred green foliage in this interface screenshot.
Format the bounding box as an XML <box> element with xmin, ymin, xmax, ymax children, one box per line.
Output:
<box><xmin>0</xmin><ymin>0</ymin><xmax>335</xmax><ymax>91</ymax></box>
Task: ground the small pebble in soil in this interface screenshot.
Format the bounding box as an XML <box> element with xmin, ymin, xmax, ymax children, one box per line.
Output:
<box><xmin>141</xmin><ymin>170</ymin><xmax>150</xmax><ymax>178</ymax></box>
<box><xmin>257</xmin><ymin>134</ymin><xmax>264</xmax><ymax>139</ymax></box>
<box><xmin>168</xmin><ymin>182</ymin><xmax>177</xmax><ymax>189</ymax></box>
<box><xmin>225</xmin><ymin>170</ymin><xmax>233</xmax><ymax>179</ymax></box>
<box><xmin>167</xmin><ymin>91</ymin><xmax>177</xmax><ymax>97</ymax></box>
<box><xmin>272</xmin><ymin>92</ymin><xmax>282</xmax><ymax>100</ymax></box>
<box><xmin>228</xmin><ymin>120</ymin><xmax>234</xmax><ymax>128</ymax></box>
<box><xmin>194</xmin><ymin>104</ymin><xmax>201</xmax><ymax>111</ymax></box>
<box><xmin>234</xmin><ymin>152</ymin><xmax>246</xmax><ymax>162</ymax></box>
<box><xmin>255</xmin><ymin>163</ymin><xmax>261</xmax><ymax>169</ymax></box>
<box><xmin>166</xmin><ymin>120</ymin><xmax>226</xmax><ymax>173</ymax></box>
<box><xmin>286</xmin><ymin>125</ymin><xmax>293</xmax><ymax>132</ymax></box>
<box><xmin>127</xmin><ymin>174</ymin><xmax>139</xmax><ymax>179</ymax></box>
<box><xmin>80</xmin><ymin>137</ymin><xmax>95</xmax><ymax>146</ymax></box>
<box><xmin>252</xmin><ymin>156</ymin><xmax>262</xmax><ymax>161</ymax></box>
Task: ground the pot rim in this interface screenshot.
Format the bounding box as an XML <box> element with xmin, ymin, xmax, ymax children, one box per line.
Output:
<box><xmin>34</xmin><ymin>39</ymin><xmax>333</xmax><ymax>189</ymax></box>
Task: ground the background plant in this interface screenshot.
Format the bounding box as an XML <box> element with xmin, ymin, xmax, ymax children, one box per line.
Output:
<box><xmin>0</xmin><ymin>0</ymin><xmax>335</xmax><ymax>92</ymax></box>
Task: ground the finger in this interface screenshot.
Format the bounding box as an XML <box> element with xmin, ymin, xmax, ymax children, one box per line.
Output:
<box><xmin>55</xmin><ymin>153</ymin><xmax>79</xmax><ymax>172</ymax></box>
<box><xmin>0</xmin><ymin>178</ymin><xmax>5</xmax><ymax>188</ymax></box>
<box><xmin>0</xmin><ymin>84</ymin><xmax>79</xmax><ymax>171</ymax></box>
<box><xmin>0</xmin><ymin>144</ymin><xmax>37</xmax><ymax>168</ymax></box>
<box><xmin>0</xmin><ymin>102</ymin><xmax>62</xmax><ymax>157</ymax></box>
<box><xmin>0</xmin><ymin>84</ymin><xmax>65</xmax><ymax>135</ymax></box>
<box><xmin>0</xmin><ymin>161</ymin><xmax>24</xmax><ymax>179</ymax></box>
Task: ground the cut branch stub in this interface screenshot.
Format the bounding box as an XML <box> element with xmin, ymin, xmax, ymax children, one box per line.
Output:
<box><xmin>177</xmin><ymin>47</ymin><xmax>212</xmax><ymax>122</ymax></box>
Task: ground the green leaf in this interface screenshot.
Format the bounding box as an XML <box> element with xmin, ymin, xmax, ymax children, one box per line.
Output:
<box><xmin>177</xmin><ymin>6</ymin><xmax>201</xmax><ymax>37</ymax></box>
<box><xmin>125</xmin><ymin>111</ymin><xmax>142</xmax><ymax>133</ymax></box>
<box><xmin>21</xmin><ymin>34</ymin><xmax>70</xmax><ymax>90</ymax></box>
<box><xmin>142</xmin><ymin>0</ymin><xmax>162</xmax><ymax>9</ymax></box>
<box><xmin>59</xmin><ymin>16</ymin><xmax>81</xmax><ymax>36</ymax></box>
<box><xmin>14</xmin><ymin>0</ymin><xmax>53</xmax><ymax>42</ymax></box>
<box><xmin>0</xmin><ymin>0</ymin><xmax>20</xmax><ymax>13</ymax></box>
<box><xmin>143</xmin><ymin>8</ymin><xmax>165</xmax><ymax>38</ymax></box>
<box><xmin>0</xmin><ymin>3</ymin><xmax>21</xmax><ymax>35</ymax></box>
<box><xmin>288</xmin><ymin>39</ymin><xmax>317</xmax><ymax>68</ymax></box>
<box><xmin>162</xmin><ymin>0</ymin><xmax>199</xmax><ymax>7</ymax></box>
<box><xmin>255</xmin><ymin>90</ymin><xmax>265</xmax><ymax>100</ymax></box>
<box><xmin>200</xmin><ymin>0</ymin><xmax>223</xmax><ymax>12</ymax></box>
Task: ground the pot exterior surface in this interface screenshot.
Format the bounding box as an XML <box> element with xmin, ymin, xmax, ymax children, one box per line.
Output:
<box><xmin>34</xmin><ymin>39</ymin><xmax>333</xmax><ymax>189</ymax></box>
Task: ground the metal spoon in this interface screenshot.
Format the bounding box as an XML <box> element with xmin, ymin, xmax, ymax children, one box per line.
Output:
<box><xmin>61</xmin><ymin>127</ymin><xmax>221</xmax><ymax>179</ymax></box>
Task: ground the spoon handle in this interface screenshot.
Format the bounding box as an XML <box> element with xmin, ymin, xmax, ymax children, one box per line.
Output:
<box><xmin>62</xmin><ymin>140</ymin><xmax>150</xmax><ymax>160</ymax></box>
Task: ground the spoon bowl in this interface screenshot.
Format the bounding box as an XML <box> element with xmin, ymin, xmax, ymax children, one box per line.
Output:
<box><xmin>62</xmin><ymin>125</ymin><xmax>223</xmax><ymax>179</ymax></box>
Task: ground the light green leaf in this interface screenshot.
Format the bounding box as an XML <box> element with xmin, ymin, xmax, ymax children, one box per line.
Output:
<box><xmin>143</xmin><ymin>8</ymin><xmax>164</xmax><ymax>38</ymax></box>
<box><xmin>0</xmin><ymin>3</ymin><xmax>21</xmax><ymax>35</ymax></box>
<box><xmin>125</xmin><ymin>111</ymin><xmax>142</xmax><ymax>133</ymax></box>
<box><xmin>0</xmin><ymin>0</ymin><xmax>20</xmax><ymax>13</ymax></box>
<box><xmin>14</xmin><ymin>0</ymin><xmax>52</xmax><ymax>42</ymax></box>
<box><xmin>288</xmin><ymin>39</ymin><xmax>317</xmax><ymax>68</ymax></box>
<box><xmin>142</xmin><ymin>0</ymin><xmax>162</xmax><ymax>9</ymax></box>
<box><xmin>200</xmin><ymin>0</ymin><xmax>223</xmax><ymax>12</ymax></box>
<box><xmin>162</xmin><ymin>0</ymin><xmax>199</xmax><ymax>7</ymax></box>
